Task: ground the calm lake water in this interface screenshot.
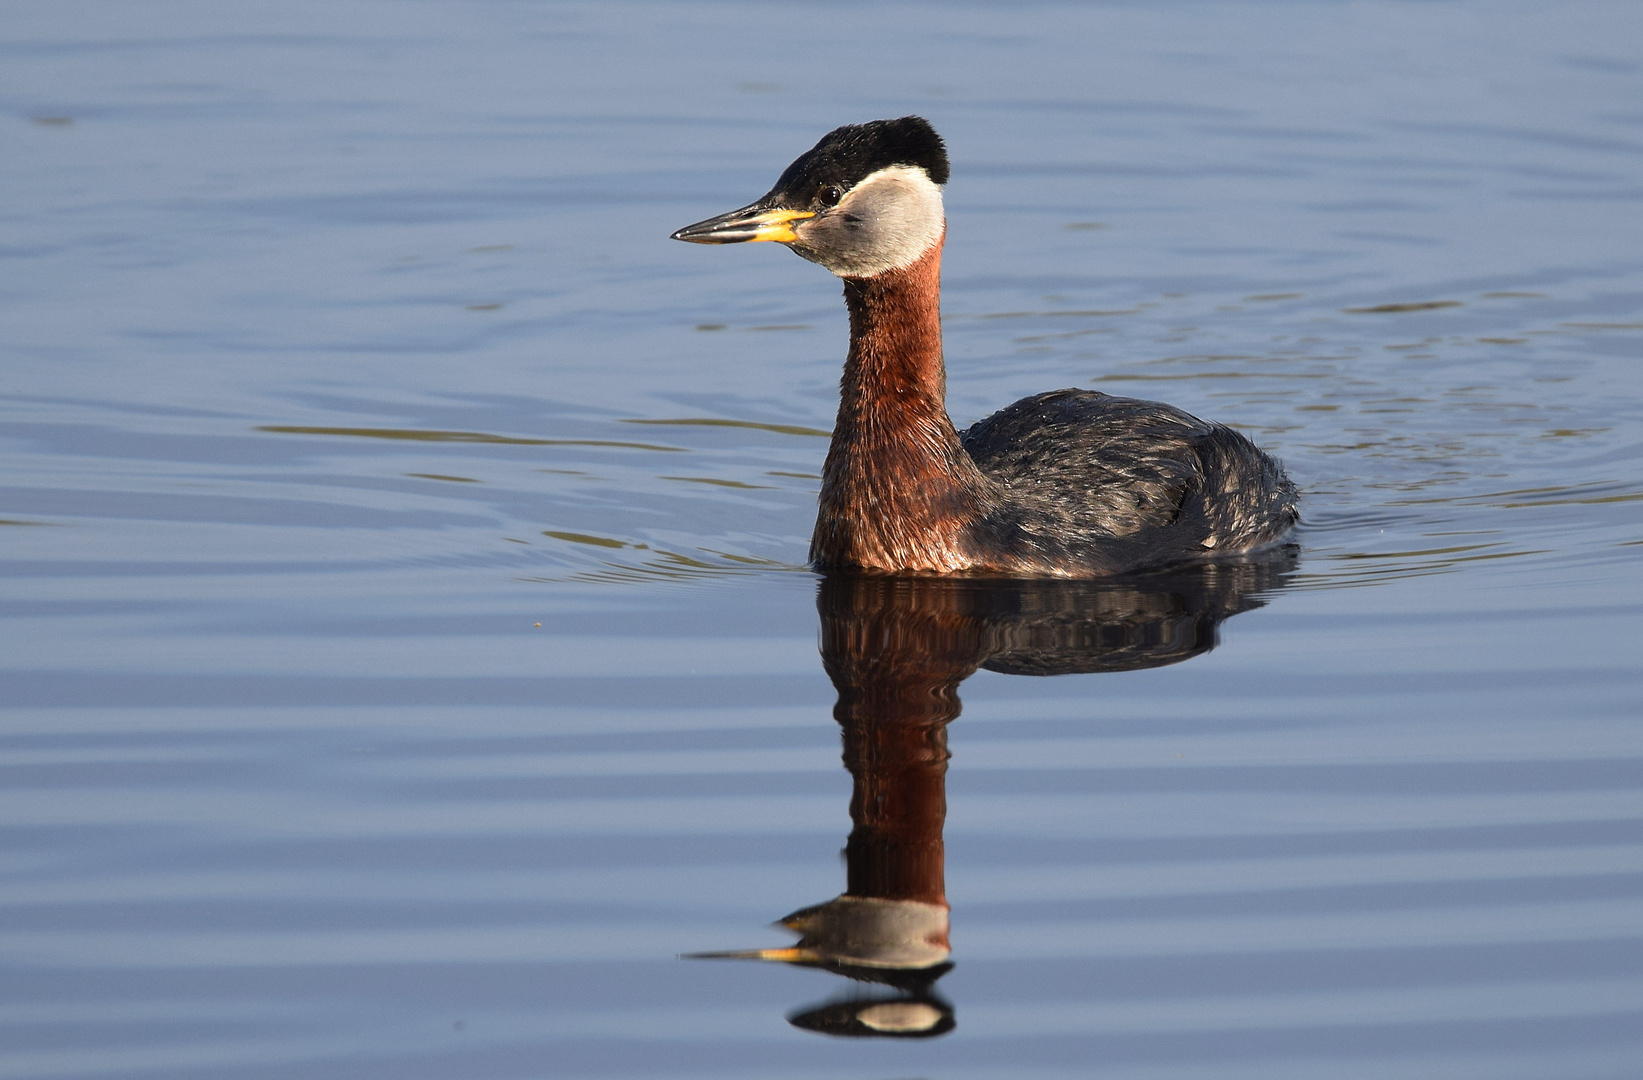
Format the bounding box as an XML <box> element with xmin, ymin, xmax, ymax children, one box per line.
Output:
<box><xmin>4</xmin><ymin>2</ymin><xmax>1642</xmax><ymax>1077</ymax></box>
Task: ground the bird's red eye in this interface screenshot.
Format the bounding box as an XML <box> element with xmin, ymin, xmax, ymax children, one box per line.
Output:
<box><xmin>820</xmin><ymin>184</ymin><xmax>843</xmax><ymax>207</ymax></box>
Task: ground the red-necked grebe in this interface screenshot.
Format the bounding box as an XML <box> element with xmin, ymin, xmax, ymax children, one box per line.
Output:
<box><xmin>672</xmin><ymin>116</ymin><xmax>1297</xmax><ymax>576</ymax></box>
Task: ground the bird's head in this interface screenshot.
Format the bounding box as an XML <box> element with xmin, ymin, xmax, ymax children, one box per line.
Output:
<box><xmin>671</xmin><ymin>116</ymin><xmax>949</xmax><ymax>278</ymax></box>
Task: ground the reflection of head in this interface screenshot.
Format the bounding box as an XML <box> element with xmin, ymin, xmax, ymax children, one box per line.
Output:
<box><xmin>777</xmin><ymin>894</ymin><xmax>950</xmax><ymax>971</ymax></box>
<box><xmin>689</xmin><ymin>895</ymin><xmax>950</xmax><ymax>984</ymax></box>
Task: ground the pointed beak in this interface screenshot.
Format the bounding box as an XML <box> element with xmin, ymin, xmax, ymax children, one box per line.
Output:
<box><xmin>671</xmin><ymin>203</ymin><xmax>815</xmax><ymax>245</ymax></box>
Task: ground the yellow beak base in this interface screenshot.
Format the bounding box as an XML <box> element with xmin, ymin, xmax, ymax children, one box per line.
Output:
<box><xmin>671</xmin><ymin>205</ymin><xmax>815</xmax><ymax>245</ymax></box>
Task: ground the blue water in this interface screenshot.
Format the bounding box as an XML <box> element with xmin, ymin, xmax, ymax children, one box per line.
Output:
<box><xmin>3</xmin><ymin>2</ymin><xmax>1642</xmax><ymax>1077</ymax></box>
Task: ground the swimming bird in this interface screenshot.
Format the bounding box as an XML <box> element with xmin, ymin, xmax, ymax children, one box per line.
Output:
<box><xmin>672</xmin><ymin>117</ymin><xmax>1297</xmax><ymax>576</ymax></box>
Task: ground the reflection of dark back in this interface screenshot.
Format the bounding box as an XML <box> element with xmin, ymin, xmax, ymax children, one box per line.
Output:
<box><xmin>691</xmin><ymin>551</ymin><xmax>1296</xmax><ymax>1039</ymax></box>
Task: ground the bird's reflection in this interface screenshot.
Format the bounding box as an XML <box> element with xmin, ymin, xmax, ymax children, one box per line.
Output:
<box><xmin>690</xmin><ymin>550</ymin><xmax>1296</xmax><ymax>1038</ymax></box>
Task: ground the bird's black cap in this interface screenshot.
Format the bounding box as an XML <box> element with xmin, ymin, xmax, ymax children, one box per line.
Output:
<box><xmin>769</xmin><ymin>116</ymin><xmax>949</xmax><ymax>204</ymax></box>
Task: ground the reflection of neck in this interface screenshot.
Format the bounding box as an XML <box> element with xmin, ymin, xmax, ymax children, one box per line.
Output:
<box><xmin>827</xmin><ymin>591</ymin><xmax>975</xmax><ymax>908</ymax></box>
<box><xmin>812</xmin><ymin>236</ymin><xmax>995</xmax><ymax>573</ymax></box>
<box><xmin>822</xmin><ymin>577</ymin><xmax>993</xmax><ymax>908</ymax></box>
<box><xmin>838</xmin><ymin>687</ymin><xmax>953</xmax><ymax>907</ymax></box>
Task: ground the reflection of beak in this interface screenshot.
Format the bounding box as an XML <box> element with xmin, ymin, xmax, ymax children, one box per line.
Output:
<box><xmin>681</xmin><ymin>946</ymin><xmax>819</xmax><ymax>963</ymax></box>
<box><xmin>671</xmin><ymin>204</ymin><xmax>814</xmax><ymax>244</ymax></box>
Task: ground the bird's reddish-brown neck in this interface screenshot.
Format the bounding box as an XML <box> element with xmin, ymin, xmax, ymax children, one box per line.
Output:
<box><xmin>839</xmin><ymin>237</ymin><xmax>949</xmax><ymax>415</ymax></box>
<box><xmin>812</xmin><ymin>234</ymin><xmax>995</xmax><ymax>572</ymax></box>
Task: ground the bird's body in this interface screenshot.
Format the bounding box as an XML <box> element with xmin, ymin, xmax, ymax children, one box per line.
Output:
<box><xmin>960</xmin><ymin>388</ymin><xmax>1298</xmax><ymax>575</ymax></box>
<box><xmin>674</xmin><ymin>117</ymin><xmax>1297</xmax><ymax>577</ymax></box>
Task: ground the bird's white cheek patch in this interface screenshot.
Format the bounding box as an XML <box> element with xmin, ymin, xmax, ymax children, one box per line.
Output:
<box><xmin>805</xmin><ymin>165</ymin><xmax>946</xmax><ymax>277</ymax></box>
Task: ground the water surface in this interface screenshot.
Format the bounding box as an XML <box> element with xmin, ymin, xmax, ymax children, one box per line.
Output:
<box><xmin>3</xmin><ymin>2</ymin><xmax>1642</xmax><ymax>1077</ymax></box>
